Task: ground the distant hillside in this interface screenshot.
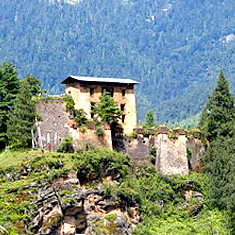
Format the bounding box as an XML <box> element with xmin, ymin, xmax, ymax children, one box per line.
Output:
<box><xmin>0</xmin><ymin>0</ymin><xmax>235</xmax><ymax>123</ymax></box>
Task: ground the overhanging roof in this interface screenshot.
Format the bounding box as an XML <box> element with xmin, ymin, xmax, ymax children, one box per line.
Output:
<box><xmin>61</xmin><ymin>75</ymin><xmax>139</xmax><ymax>85</ymax></box>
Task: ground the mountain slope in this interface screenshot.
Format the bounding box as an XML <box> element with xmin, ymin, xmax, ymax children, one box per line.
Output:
<box><xmin>0</xmin><ymin>0</ymin><xmax>235</xmax><ymax>123</ymax></box>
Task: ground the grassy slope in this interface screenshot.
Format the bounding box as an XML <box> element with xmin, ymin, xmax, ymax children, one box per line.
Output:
<box><xmin>0</xmin><ymin>149</ymin><xmax>231</xmax><ymax>234</ymax></box>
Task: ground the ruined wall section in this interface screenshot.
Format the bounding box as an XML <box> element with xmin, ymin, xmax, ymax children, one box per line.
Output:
<box><xmin>117</xmin><ymin>128</ymin><xmax>190</xmax><ymax>175</ymax></box>
<box><xmin>35</xmin><ymin>98</ymin><xmax>70</xmax><ymax>150</ymax></box>
<box><xmin>121</xmin><ymin>136</ymin><xmax>151</xmax><ymax>163</ymax></box>
<box><xmin>155</xmin><ymin>133</ymin><xmax>189</xmax><ymax>175</ymax></box>
<box><xmin>187</xmin><ymin>134</ymin><xmax>205</xmax><ymax>171</ymax></box>
<box><xmin>35</xmin><ymin>99</ymin><xmax>112</xmax><ymax>150</ymax></box>
<box><xmin>70</xmin><ymin>124</ymin><xmax>112</xmax><ymax>150</ymax></box>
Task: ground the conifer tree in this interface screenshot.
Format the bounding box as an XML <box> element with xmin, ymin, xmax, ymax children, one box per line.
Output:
<box><xmin>7</xmin><ymin>75</ymin><xmax>42</xmax><ymax>149</ymax></box>
<box><xmin>145</xmin><ymin>110</ymin><xmax>155</xmax><ymax>127</ymax></box>
<box><xmin>0</xmin><ymin>62</ymin><xmax>20</xmax><ymax>148</ymax></box>
<box><xmin>93</xmin><ymin>92</ymin><xmax>123</xmax><ymax>125</ymax></box>
<box><xmin>199</xmin><ymin>71</ymin><xmax>235</xmax><ymax>142</ymax></box>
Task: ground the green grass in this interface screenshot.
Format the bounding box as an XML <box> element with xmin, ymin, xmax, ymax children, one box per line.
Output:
<box><xmin>0</xmin><ymin>148</ymin><xmax>231</xmax><ymax>235</ymax></box>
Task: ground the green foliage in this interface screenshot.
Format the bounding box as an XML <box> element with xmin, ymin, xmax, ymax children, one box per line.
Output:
<box><xmin>64</xmin><ymin>94</ymin><xmax>75</xmax><ymax>115</ymax></box>
<box><xmin>125</xmin><ymin>131</ymin><xmax>138</xmax><ymax>139</ymax></box>
<box><xmin>104</xmin><ymin>213</ymin><xmax>117</xmax><ymax>222</ymax></box>
<box><xmin>202</xmin><ymin>136</ymin><xmax>235</xmax><ymax>210</ymax></box>
<box><xmin>93</xmin><ymin>92</ymin><xmax>123</xmax><ymax>125</ymax></box>
<box><xmin>0</xmin><ymin>149</ymin><xmax>230</xmax><ymax>234</ymax></box>
<box><xmin>74</xmin><ymin>109</ymin><xmax>88</xmax><ymax>126</ymax></box>
<box><xmin>1</xmin><ymin>0</ymin><xmax>235</xmax><ymax>124</ymax></box>
<box><xmin>75</xmin><ymin>148</ymin><xmax>131</xmax><ymax>182</ymax></box>
<box><xmin>199</xmin><ymin>71</ymin><xmax>235</xmax><ymax>142</ymax></box>
<box><xmin>57</xmin><ymin>135</ymin><xmax>74</xmax><ymax>153</ymax></box>
<box><xmin>79</xmin><ymin>124</ymin><xmax>87</xmax><ymax>133</ymax></box>
<box><xmin>133</xmin><ymin>209</ymin><xmax>230</xmax><ymax>235</ymax></box>
<box><xmin>7</xmin><ymin>75</ymin><xmax>42</xmax><ymax>149</ymax></box>
<box><xmin>186</xmin><ymin>146</ymin><xmax>193</xmax><ymax>161</ymax></box>
<box><xmin>64</xmin><ymin>95</ymin><xmax>88</xmax><ymax>126</ymax></box>
<box><xmin>95</xmin><ymin>123</ymin><xmax>105</xmax><ymax>137</ymax></box>
<box><xmin>0</xmin><ymin>62</ymin><xmax>20</xmax><ymax>149</ymax></box>
<box><xmin>145</xmin><ymin>110</ymin><xmax>156</xmax><ymax>127</ymax></box>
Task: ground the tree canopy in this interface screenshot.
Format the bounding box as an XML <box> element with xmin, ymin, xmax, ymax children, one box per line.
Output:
<box><xmin>145</xmin><ymin>110</ymin><xmax>156</xmax><ymax>127</ymax></box>
<box><xmin>0</xmin><ymin>62</ymin><xmax>20</xmax><ymax>148</ymax></box>
<box><xmin>200</xmin><ymin>72</ymin><xmax>235</xmax><ymax>231</ymax></box>
<box><xmin>7</xmin><ymin>75</ymin><xmax>42</xmax><ymax>149</ymax></box>
<box><xmin>93</xmin><ymin>92</ymin><xmax>123</xmax><ymax>125</ymax></box>
<box><xmin>199</xmin><ymin>71</ymin><xmax>235</xmax><ymax>142</ymax></box>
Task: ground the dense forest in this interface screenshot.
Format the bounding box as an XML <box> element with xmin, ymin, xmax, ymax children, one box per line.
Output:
<box><xmin>0</xmin><ymin>0</ymin><xmax>234</xmax><ymax>123</ymax></box>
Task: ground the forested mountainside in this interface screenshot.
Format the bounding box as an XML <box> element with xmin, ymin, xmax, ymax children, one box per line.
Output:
<box><xmin>0</xmin><ymin>0</ymin><xmax>235</xmax><ymax>123</ymax></box>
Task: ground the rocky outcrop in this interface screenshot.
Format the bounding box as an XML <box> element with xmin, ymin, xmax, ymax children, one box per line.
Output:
<box><xmin>29</xmin><ymin>171</ymin><xmax>139</xmax><ymax>235</ymax></box>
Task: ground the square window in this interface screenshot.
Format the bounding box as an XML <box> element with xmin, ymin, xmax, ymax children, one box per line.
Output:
<box><xmin>102</xmin><ymin>87</ymin><xmax>114</xmax><ymax>97</ymax></box>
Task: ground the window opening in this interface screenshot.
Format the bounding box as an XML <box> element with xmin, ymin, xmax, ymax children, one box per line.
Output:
<box><xmin>102</xmin><ymin>87</ymin><xmax>114</xmax><ymax>97</ymax></box>
<box><xmin>120</xmin><ymin>104</ymin><xmax>125</xmax><ymax>111</ymax></box>
<box><xmin>122</xmin><ymin>115</ymin><xmax>125</xmax><ymax>123</ymax></box>
<box><xmin>90</xmin><ymin>87</ymin><xmax>94</xmax><ymax>96</ymax></box>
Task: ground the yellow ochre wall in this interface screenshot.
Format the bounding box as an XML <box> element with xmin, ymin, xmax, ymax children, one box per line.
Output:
<box><xmin>65</xmin><ymin>82</ymin><xmax>137</xmax><ymax>134</ymax></box>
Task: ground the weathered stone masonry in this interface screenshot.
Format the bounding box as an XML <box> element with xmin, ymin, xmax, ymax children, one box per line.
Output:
<box><xmin>35</xmin><ymin>98</ymin><xmax>204</xmax><ymax>175</ymax></box>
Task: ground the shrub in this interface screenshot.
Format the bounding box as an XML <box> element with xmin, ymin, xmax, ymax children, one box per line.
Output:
<box><xmin>57</xmin><ymin>135</ymin><xmax>74</xmax><ymax>153</ymax></box>
<box><xmin>95</xmin><ymin>124</ymin><xmax>105</xmax><ymax>137</ymax></box>
<box><xmin>76</xmin><ymin>148</ymin><xmax>131</xmax><ymax>183</ymax></box>
<box><xmin>79</xmin><ymin>124</ymin><xmax>87</xmax><ymax>133</ymax></box>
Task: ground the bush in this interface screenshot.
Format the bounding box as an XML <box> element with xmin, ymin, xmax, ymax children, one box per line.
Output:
<box><xmin>95</xmin><ymin>124</ymin><xmax>105</xmax><ymax>137</ymax></box>
<box><xmin>57</xmin><ymin>135</ymin><xmax>74</xmax><ymax>153</ymax></box>
<box><xmin>75</xmin><ymin>148</ymin><xmax>131</xmax><ymax>183</ymax></box>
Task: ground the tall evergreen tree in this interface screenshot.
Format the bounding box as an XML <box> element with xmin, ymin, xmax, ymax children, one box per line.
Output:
<box><xmin>7</xmin><ymin>75</ymin><xmax>42</xmax><ymax>149</ymax></box>
<box><xmin>0</xmin><ymin>62</ymin><xmax>20</xmax><ymax>148</ymax></box>
<box><xmin>93</xmin><ymin>92</ymin><xmax>123</xmax><ymax>125</ymax></box>
<box><xmin>199</xmin><ymin>71</ymin><xmax>235</xmax><ymax>142</ymax></box>
<box><xmin>145</xmin><ymin>110</ymin><xmax>156</xmax><ymax>127</ymax></box>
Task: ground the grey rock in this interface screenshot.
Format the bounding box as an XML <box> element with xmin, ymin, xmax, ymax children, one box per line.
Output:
<box><xmin>87</xmin><ymin>214</ymin><xmax>101</xmax><ymax>222</ymax></box>
<box><xmin>84</xmin><ymin>205</ymin><xmax>95</xmax><ymax>212</ymax></box>
<box><xmin>115</xmin><ymin>214</ymin><xmax>127</xmax><ymax>228</ymax></box>
<box><xmin>193</xmin><ymin>191</ymin><xmax>203</xmax><ymax>199</ymax></box>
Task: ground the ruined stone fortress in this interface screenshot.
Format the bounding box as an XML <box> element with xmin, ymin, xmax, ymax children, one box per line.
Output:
<box><xmin>35</xmin><ymin>76</ymin><xmax>203</xmax><ymax>175</ymax></box>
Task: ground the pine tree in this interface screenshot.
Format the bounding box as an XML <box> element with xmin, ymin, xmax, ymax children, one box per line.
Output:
<box><xmin>7</xmin><ymin>75</ymin><xmax>42</xmax><ymax>149</ymax></box>
<box><xmin>145</xmin><ymin>110</ymin><xmax>155</xmax><ymax>127</ymax></box>
<box><xmin>93</xmin><ymin>92</ymin><xmax>123</xmax><ymax>125</ymax></box>
<box><xmin>0</xmin><ymin>62</ymin><xmax>20</xmax><ymax>148</ymax></box>
<box><xmin>199</xmin><ymin>71</ymin><xmax>235</xmax><ymax>142</ymax></box>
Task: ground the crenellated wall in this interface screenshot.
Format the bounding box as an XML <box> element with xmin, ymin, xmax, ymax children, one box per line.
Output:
<box><xmin>35</xmin><ymin>99</ymin><xmax>203</xmax><ymax>176</ymax></box>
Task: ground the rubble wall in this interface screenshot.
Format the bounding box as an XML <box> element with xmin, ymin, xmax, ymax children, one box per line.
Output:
<box><xmin>35</xmin><ymin>99</ymin><xmax>112</xmax><ymax>150</ymax></box>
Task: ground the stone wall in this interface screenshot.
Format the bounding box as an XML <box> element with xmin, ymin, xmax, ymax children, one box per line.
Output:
<box><xmin>122</xmin><ymin>136</ymin><xmax>151</xmax><ymax>163</ymax></box>
<box><xmin>35</xmin><ymin>98</ymin><xmax>70</xmax><ymax>150</ymax></box>
<box><xmin>114</xmin><ymin>128</ymin><xmax>204</xmax><ymax>175</ymax></box>
<box><xmin>35</xmin><ymin>99</ymin><xmax>203</xmax><ymax>176</ymax></box>
<box><xmin>35</xmin><ymin>98</ymin><xmax>112</xmax><ymax>150</ymax></box>
<box><xmin>187</xmin><ymin>134</ymin><xmax>205</xmax><ymax>171</ymax></box>
<box><xmin>155</xmin><ymin>133</ymin><xmax>189</xmax><ymax>175</ymax></box>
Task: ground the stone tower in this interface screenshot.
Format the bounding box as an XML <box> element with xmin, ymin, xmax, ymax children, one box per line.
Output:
<box><xmin>61</xmin><ymin>76</ymin><xmax>139</xmax><ymax>134</ymax></box>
